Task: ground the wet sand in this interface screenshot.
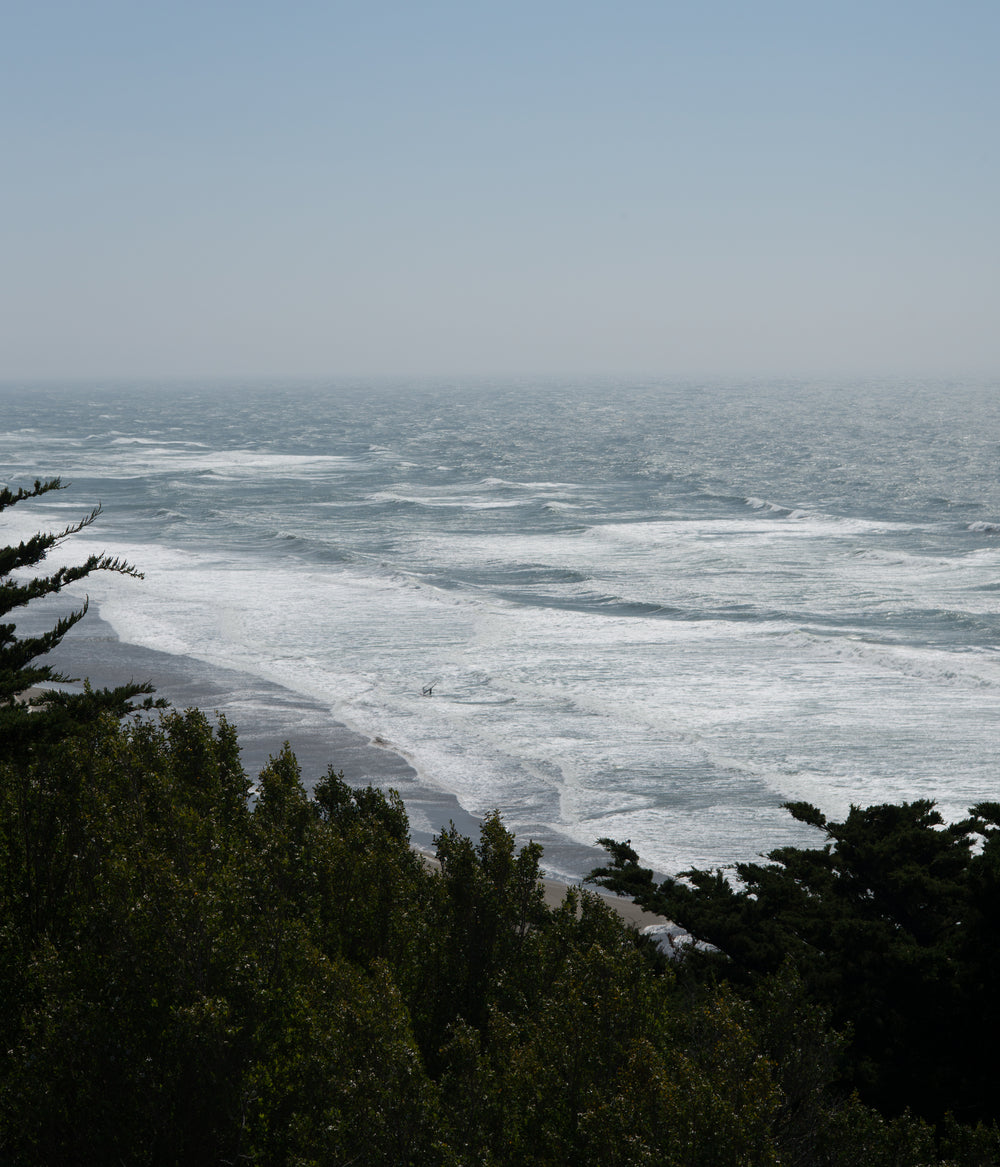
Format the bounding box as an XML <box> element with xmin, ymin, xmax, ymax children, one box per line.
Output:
<box><xmin>38</xmin><ymin>609</ymin><xmax>665</xmax><ymax>925</ymax></box>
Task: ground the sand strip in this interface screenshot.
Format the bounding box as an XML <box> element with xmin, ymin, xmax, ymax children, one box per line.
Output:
<box><xmin>38</xmin><ymin>612</ymin><xmax>665</xmax><ymax>908</ymax></box>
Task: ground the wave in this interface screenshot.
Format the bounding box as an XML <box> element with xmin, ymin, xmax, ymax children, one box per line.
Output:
<box><xmin>366</xmin><ymin>490</ymin><xmax>525</xmax><ymax>510</ymax></box>
<box><xmin>585</xmin><ymin>513</ymin><xmax>908</xmax><ymax>546</ymax></box>
<box><xmin>788</xmin><ymin>626</ymin><xmax>1000</xmax><ymax>689</ymax></box>
<box><xmin>927</xmin><ymin>496</ymin><xmax>984</xmax><ymax>511</ymax></box>
<box><xmin>52</xmin><ymin>447</ymin><xmax>368</xmax><ymax>481</ymax></box>
<box><xmin>745</xmin><ymin>496</ymin><xmax>793</xmax><ymax>515</ymax></box>
<box><xmin>448</xmin><ymin>697</ymin><xmax>517</xmax><ymax>706</ymax></box>
<box><xmin>111</xmin><ymin>437</ymin><xmax>210</xmax><ymax>447</ymax></box>
<box><xmin>486</xmin><ymin>565</ymin><xmax>590</xmax><ymax>585</ymax></box>
<box><xmin>478</xmin><ymin>476</ymin><xmax>582</xmax><ymax>491</ymax></box>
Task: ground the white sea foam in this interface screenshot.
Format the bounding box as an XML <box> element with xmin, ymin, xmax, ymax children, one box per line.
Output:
<box><xmin>72</xmin><ymin>518</ymin><xmax>1000</xmax><ymax>877</ymax></box>
<box><xmin>110</xmin><ymin>437</ymin><xmax>210</xmax><ymax>447</ymax></box>
<box><xmin>367</xmin><ymin>490</ymin><xmax>526</xmax><ymax>509</ymax></box>
<box><xmin>11</xmin><ymin>378</ymin><xmax>1000</xmax><ymax>879</ymax></box>
<box><xmin>56</xmin><ymin>446</ymin><xmax>367</xmax><ymax>480</ymax></box>
<box><xmin>745</xmin><ymin>496</ymin><xmax>791</xmax><ymax>513</ymax></box>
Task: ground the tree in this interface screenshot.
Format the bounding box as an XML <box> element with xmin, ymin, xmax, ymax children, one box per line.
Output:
<box><xmin>1</xmin><ymin>476</ymin><xmax>158</xmax><ymax>757</ymax></box>
<box><xmin>2</xmin><ymin>701</ymin><xmax>985</xmax><ymax>1163</ymax></box>
<box><xmin>0</xmin><ymin>710</ymin><xmax>439</xmax><ymax>1166</ymax></box>
<box><xmin>589</xmin><ymin>799</ymin><xmax>1000</xmax><ymax>1128</ymax></box>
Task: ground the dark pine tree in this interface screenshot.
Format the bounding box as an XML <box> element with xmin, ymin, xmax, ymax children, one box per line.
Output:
<box><xmin>590</xmin><ymin>798</ymin><xmax>1000</xmax><ymax>1128</ymax></box>
<box><xmin>0</xmin><ymin>476</ymin><xmax>160</xmax><ymax>759</ymax></box>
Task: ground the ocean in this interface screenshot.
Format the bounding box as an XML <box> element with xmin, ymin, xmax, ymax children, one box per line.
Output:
<box><xmin>4</xmin><ymin>377</ymin><xmax>1000</xmax><ymax>883</ymax></box>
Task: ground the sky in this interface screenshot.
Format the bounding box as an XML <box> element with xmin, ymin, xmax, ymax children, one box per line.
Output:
<box><xmin>3</xmin><ymin>1</ymin><xmax>998</xmax><ymax>380</ymax></box>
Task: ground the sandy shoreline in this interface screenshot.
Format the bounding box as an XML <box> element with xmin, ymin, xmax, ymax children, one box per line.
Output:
<box><xmin>34</xmin><ymin>610</ymin><xmax>667</xmax><ymax>917</ymax></box>
<box><xmin>23</xmin><ymin>676</ymin><xmax>663</xmax><ymax>929</ymax></box>
<box><xmin>539</xmin><ymin>878</ymin><xmax>666</xmax><ymax>928</ymax></box>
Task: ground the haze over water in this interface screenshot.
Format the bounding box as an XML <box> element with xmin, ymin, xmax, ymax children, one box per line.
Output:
<box><xmin>4</xmin><ymin>378</ymin><xmax>1000</xmax><ymax>882</ymax></box>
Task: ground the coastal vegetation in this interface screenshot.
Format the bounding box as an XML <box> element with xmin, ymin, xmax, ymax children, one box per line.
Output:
<box><xmin>590</xmin><ymin>800</ymin><xmax>1000</xmax><ymax>1134</ymax></box>
<box><xmin>2</xmin><ymin>482</ymin><xmax>998</xmax><ymax>1164</ymax></box>
<box><xmin>1</xmin><ymin>477</ymin><xmax>161</xmax><ymax>760</ymax></box>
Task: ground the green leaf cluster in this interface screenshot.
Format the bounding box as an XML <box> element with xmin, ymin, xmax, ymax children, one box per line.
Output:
<box><xmin>0</xmin><ymin>707</ymin><xmax>780</xmax><ymax>1165</ymax></box>
<box><xmin>591</xmin><ymin>798</ymin><xmax>1000</xmax><ymax>1149</ymax></box>
<box><xmin>5</xmin><ymin>705</ymin><xmax>990</xmax><ymax>1164</ymax></box>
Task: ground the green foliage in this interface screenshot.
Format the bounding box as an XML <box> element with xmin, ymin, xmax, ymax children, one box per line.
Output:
<box><xmin>5</xmin><ymin>705</ymin><xmax>948</xmax><ymax>1165</ymax></box>
<box><xmin>425</xmin><ymin>810</ymin><xmax>549</xmax><ymax>1040</ymax></box>
<box><xmin>0</xmin><ymin>709</ymin><xmax>440</xmax><ymax>1165</ymax></box>
<box><xmin>1</xmin><ymin>477</ymin><xmax>160</xmax><ymax>757</ymax></box>
<box><xmin>591</xmin><ymin>798</ymin><xmax>1000</xmax><ymax>1132</ymax></box>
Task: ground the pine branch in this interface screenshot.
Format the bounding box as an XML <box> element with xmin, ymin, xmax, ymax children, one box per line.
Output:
<box><xmin>0</xmin><ymin>476</ymin><xmax>154</xmax><ymax>731</ymax></box>
<box><xmin>0</xmin><ymin>477</ymin><xmax>63</xmax><ymax>514</ymax></box>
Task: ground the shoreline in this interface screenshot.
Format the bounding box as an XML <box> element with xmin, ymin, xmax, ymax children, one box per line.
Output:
<box><xmin>22</xmin><ymin>675</ymin><xmax>664</xmax><ymax>929</ymax></box>
<box><xmin>538</xmin><ymin>877</ymin><xmax>667</xmax><ymax>928</ymax></box>
<box><xmin>38</xmin><ymin>609</ymin><xmax>659</xmax><ymax>896</ymax></box>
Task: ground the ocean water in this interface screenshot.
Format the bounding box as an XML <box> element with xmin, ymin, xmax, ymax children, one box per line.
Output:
<box><xmin>4</xmin><ymin>377</ymin><xmax>1000</xmax><ymax>882</ymax></box>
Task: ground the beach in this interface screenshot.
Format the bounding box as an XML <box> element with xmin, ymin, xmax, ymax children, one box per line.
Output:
<box><xmin>44</xmin><ymin>609</ymin><xmax>666</xmax><ymax>927</ymax></box>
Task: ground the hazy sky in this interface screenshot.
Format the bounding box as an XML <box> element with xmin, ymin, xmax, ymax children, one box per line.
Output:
<box><xmin>3</xmin><ymin>1</ymin><xmax>997</xmax><ymax>380</ymax></box>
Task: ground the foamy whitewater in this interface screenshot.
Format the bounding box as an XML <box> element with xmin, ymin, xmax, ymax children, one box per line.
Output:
<box><xmin>5</xmin><ymin>377</ymin><xmax>1000</xmax><ymax>881</ymax></box>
